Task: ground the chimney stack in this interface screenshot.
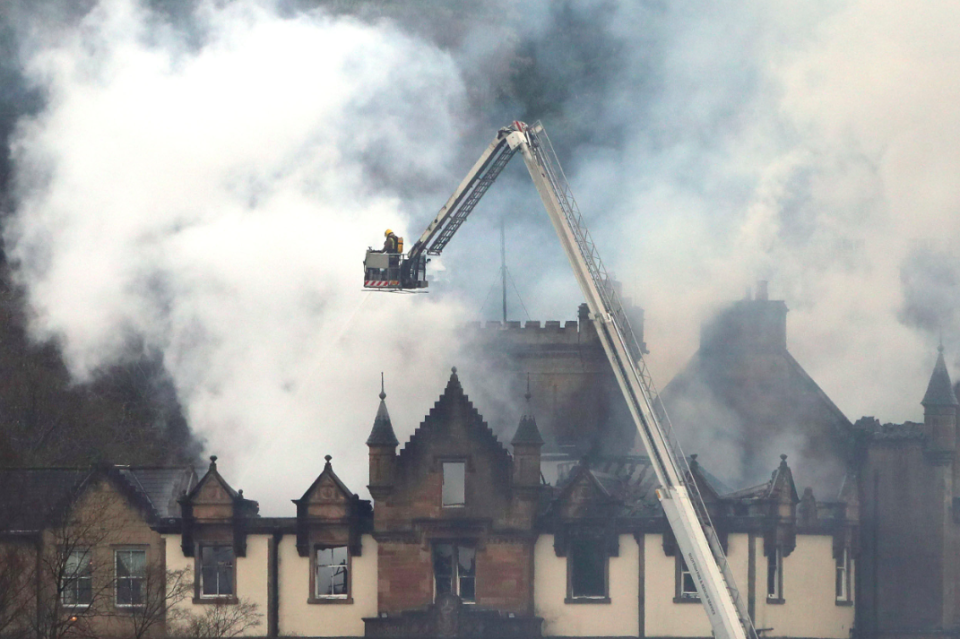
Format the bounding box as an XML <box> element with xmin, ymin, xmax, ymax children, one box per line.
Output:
<box><xmin>757</xmin><ymin>280</ymin><xmax>769</xmax><ymax>301</ymax></box>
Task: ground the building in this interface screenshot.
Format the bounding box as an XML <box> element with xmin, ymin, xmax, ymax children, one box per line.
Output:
<box><xmin>0</xmin><ymin>369</ymin><xmax>856</xmax><ymax>638</ymax></box>
<box><xmin>660</xmin><ymin>282</ymin><xmax>855</xmax><ymax>496</ymax></box>
<box><xmin>853</xmin><ymin>346</ymin><xmax>960</xmax><ymax>639</ymax></box>
<box><xmin>0</xmin><ymin>464</ymin><xmax>196</xmax><ymax>639</ymax></box>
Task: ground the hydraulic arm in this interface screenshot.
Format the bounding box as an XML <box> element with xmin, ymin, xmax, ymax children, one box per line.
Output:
<box><xmin>362</xmin><ymin>121</ymin><xmax>759</xmax><ymax>639</ymax></box>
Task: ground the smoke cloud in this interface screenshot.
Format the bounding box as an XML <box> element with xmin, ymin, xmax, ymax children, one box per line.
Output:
<box><xmin>4</xmin><ymin>0</ymin><xmax>960</xmax><ymax>508</ymax></box>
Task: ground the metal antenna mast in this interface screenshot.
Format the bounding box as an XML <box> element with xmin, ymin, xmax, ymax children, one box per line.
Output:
<box><xmin>501</xmin><ymin>219</ymin><xmax>507</xmax><ymax>323</ymax></box>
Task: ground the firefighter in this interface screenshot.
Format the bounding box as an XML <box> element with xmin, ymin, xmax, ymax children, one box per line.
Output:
<box><xmin>383</xmin><ymin>229</ymin><xmax>400</xmax><ymax>253</ymax></box>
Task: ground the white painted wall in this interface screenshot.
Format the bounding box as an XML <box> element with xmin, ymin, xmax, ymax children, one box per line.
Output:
<box><xmin>533</xmin><ymin>534</ymin><xmax>640</xmax><ymax>637</ymax></box>
<box><xmin>163</xmin><ymin>534</ymin><xmax>269</xmax><ymax>637</ymax></box>
<box><xmin>754</xmin><ymin>535</ymin><xmax>855</xmax><ymax>638</ymax></box>
<box><xmin>278</xmin><ymin>534</ymin><xmax>377</xmax><ymax>637</ymax></box>
<box><xmin>644</xmin><ymin>533</ymin><xmax>749</xmax><ymax>637</ymax></box>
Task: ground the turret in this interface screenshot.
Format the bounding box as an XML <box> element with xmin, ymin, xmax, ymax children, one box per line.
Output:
<box><xmin>511</xmin><ymin>377</ymin><xmax>544</xmax><ymax>487</ymax></box>
<box><xmin>921</xmin><ymin>345</ymin><xmax>958</xmax><ymax>454</ymax></box>
<box><xmin>367</xmin><ymin>375</ymin><xmax>399</xmax><ymax>500</ymax></box>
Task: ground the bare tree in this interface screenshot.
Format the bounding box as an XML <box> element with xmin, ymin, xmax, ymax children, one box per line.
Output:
<box><xmin>0</xmin><ymin>542</ymin><xmax>35</xmax><ymax>639</ymax></box>
<box><xmin>173</xmin><ymin>599</ymin><xmax>263</xmax><ymax>639</ymax></box>
<box><xmin>112</xmin><ymin>565</ymin><xmax>192</xmax><ymax>639</ymax></box>
<box><xmin>29</xmin><ymin>487</ymin><xmax>121</xmax><ymax>639</ymax></box>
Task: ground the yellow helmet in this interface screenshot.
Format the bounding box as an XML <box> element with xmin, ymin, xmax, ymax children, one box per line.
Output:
<box><xmin>385</xmin><ymin>229</ymin><xmax>393</xmax><ymax>237</ymax></box>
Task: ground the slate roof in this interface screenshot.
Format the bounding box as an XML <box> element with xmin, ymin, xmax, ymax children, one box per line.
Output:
<box><xmin>367</xmin><ymin>388</ymin><xmax>399</xmax><ymax>447</ymax></box>
<box><xmin>660</xmin><ymin>298</ymin><xmax>854</xmax><ymax>493</ymax></box>
<box><xmin>0</xmin><ymin>465</ymin><xmax>196</xmax><ymax>533</ymax></box>
<box><xmin>922</xmin><ymin>348</ymin><xmax>959</xmax><ymax>407</ymax></box>
<box><xmin>118</xmin><ymin>467</ymin><xmax>198</xmax><ymax>518</ymax></box>
<box><xmin>543</xmin><ymin>453</ymin><xmax>808</xmax><ymax>519</ymax></box>
<box><xmin>512</xmin><ymin>415</ymin><xmax>545</xmax><ymax>446</ymax></box>
<box><xmin>0</xmin><ymin>468</ymin><xmax>88</xmax><ymax>532</ymax></box>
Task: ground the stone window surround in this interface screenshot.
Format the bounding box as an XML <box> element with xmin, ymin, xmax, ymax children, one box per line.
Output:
<box><xmin>835</xmin><ymin>547</ymin><xmax>853</xmax><ymax>606</ymax></box>
<box><xmin>440</xmin><ymin>458</ymin><xmax>468</xmax><ymax>509</ymax></box>
<box><xmin>309</xmin><ymin>544</ymin><xmax>353</xmax><ymax>605</ymax></box>
<box><xmin>61</xmin><ymin>547</ymin><xmax>93</xmax><ymax>608</ymax></box>
<box><xmin>113</xmin><ymin>545</ymin><xmax>148</xmax><ymax>608</ymax></box>
<box><xmin>193</xmin><ymin>543</ymin><xmax>238</xmax><ymax>605</ymax></box>
<box><xmin>432</xmin><ymin>541</ymin><xmax>477</xmax><ymax>604</ymax></box>
<box><xmin>565</xmin><ymin>540</ymin><xmax>611</xmax><ymax>605</ymax></box>
<box><xmin>766</xmin><ymin>545</ymin><xmax>784</xmax><ymax>605</ymax></box>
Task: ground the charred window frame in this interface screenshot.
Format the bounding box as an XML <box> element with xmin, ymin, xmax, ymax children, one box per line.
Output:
<box><xmin>674</xmin><ymin>555</ymin><xmax>700</xmax><ymax>603</ymax></box>
<box><xmin>766</xmin><ymin>546</ymin><xmax>784</xmax><ymax>604</ymax></box>
<box><xmin>196</xmin><ymin>545</ymin><xmax>236</xmax><ymax>603</ymax></box>
<box><xmin>310</xmin><ymin>545</ymin><xmax>352</xmax><ymax>604</ymax></box>
<box><xmin>836</xmin><ymin>548</ymin><xmax>852</xmax><ymax>605</ymax></box>
<box><xmin>115</xmin><ymin>548</ymin><xmax>146</xmax><ymax>607</ymax></box>
<box><xmin>62</xmin><ymin>548</ymin><xmax>93</xmax><ymax>607</ymax></box>
<box><xmin>433</xmin><ymin>543</ymin><xmax>476</xmax><ymax>603</ymax></box>
<box><xmin>441</xmin><ymin>461</ymin><xmax>466</xmax><ymax>508</ymax></box>
<box><xmin>566</xmin><ymin>539</ymin><xmax>609</xmax><ymax>603</ymax></box>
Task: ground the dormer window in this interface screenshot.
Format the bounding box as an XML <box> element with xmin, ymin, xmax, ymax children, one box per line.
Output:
<box><xmin>442</xmin><ymin>462</ymin><xmax>465</xmax><ymax>507</ymax></box>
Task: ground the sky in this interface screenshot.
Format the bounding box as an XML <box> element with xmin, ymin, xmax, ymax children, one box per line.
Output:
<box><xmin>2</xmin><ymin>0</ymin><xmax>960</xmax><ymax>514</ymax></box>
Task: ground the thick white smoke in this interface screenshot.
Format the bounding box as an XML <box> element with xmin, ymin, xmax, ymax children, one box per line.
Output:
<box><xmin>7</xmin><ymin>0</ymin><xmax>475</xmax><ymax>513</ymax></box>
<box><xmin>7</xmin><ymin>0</ymin><xmax>960</xmax><ymax>507</ymax></box>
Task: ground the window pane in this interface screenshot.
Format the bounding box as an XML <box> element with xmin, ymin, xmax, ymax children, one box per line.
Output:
<box><xmin>318</xmin><ymin>565</ymin><xmax>348</xmax><ymax>596</ymax></box>
<box><xmin>680</xmin><ymin>558</ymin><xmax>698</xmax><ymax>596</ymax></box>
<box><xmin>201</xmin><ymin>566</ymin><xmax>219</xmax><ymax>595</ymax></box>
<box><xmin>458</xmin><ymin>546</ymin><xmax>476</xmax><ymax>602</ymax></box>
<box><xmin>200</xmin><ymin>546</ymin><xmax>234</xmax><ymax>596</ymax></box>
<box><xmin>459</xmin><ymin>576</ymin><xmax>475</xmax><ymax>602</ymax></box>
<box><xmin>316</xmin><ymin>546</ymin><xmax>349</xmax><ymax>597</ymax></box>
<box><xmin>77</xmin><ymin>576</ymin><xmax>92</xmax><ymax>605</ymax></box>
<box><xmin>117</xmin><ymin>552</ymin><xmax>131</xmax><ymax>578</ymax></box>
<box><xmin>118</xmin><ymin>580</ymin><xmax>132</xmax><ymax>605</ymax></box>
<box><xmin>129</xmin><ymin>579</ymin><xmax>143</xmax><ymax>605</ymax></box>
<box><xmin>442</xmin><ymin>463</ymin><xmax>465</xmax><ymax>507</ymax></box>
<box><xmin>767</xmin><ymin>549</ymin><xmax>779</xmax><ymax>597</ymax></box>
<box><xmin>433</xmin><ymin>544</ymin><xmax>454</xmax><ymax>596</ymax></box>
<box><xmin>128</xmin><ymin>550</ymin><xmax>145</xmax><ymax>575</ymax></box>
<box><xmin>571</xmin><ymin>542</ymin><xmax>605</xmax><ymax>598</ymax></box>
<box><xmin>217</xmin><ymin>566</ymin><xmax>234</xmax><ymax>595</ymax></box>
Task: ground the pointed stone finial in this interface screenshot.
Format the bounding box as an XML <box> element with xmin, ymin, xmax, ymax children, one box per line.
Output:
<box><xmin>923</xmin><ymin>345</ymin><xmax>959</xmax><ymax>407</ymax></box>
<box><xmin>367</xmin><ymin>380</ymin><xmax>399</xmax><ymax>447</ymax></box>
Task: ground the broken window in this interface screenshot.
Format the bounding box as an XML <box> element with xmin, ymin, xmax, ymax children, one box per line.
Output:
<box><xmin>836</xmin><ymin>548</ymin><xmax>851</xmax><ymax>603</ymax></box>
<box><xmin>678</xmin><ymin>556</ymin><xmax>698</xmax><ymax>600</ymax></box>
<box><xmin>767</xmin><ymin>546</ymin><xmax>782</xmax><ymax>601</ymax></box>
<box><xmin>199</xmin><ymin>545</ymin><xmax>234</xmax><ymax>598</ymax></box>
<box><xmin>569</xmin><ymin>540</ymin><xmax>606</xmax><ymax>599</ymax></box>
<box><xmin>442</xmin><ymin>462</ymin><xmax>465</xmax><ymax>507</ymax></box>
<box><xmin>62</xmin><ymin>549</ymin><xmax>92</xmax><ymax>606</ymax></box>
<box><xmin>433</xmin><ymin>543</ymin><xmax>475</xmax><ymax>603</ymax></box>
<box><xmin>115</xmin><ymin>549</ymin><xmax>146</xmax><ymax>606</ymax></box>
<box><xmin>316</xmin><ymin>546</ymin><xmax>349</xmax><ymax>598</ymax></box>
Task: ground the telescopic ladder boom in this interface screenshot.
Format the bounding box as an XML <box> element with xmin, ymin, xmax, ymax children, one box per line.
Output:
<box><xmin>505</xmin><ymin>121</ymin><xmax>757</xmax><ymax>639</ymax></box>
<box><xmin>365</xmin><ymin>121</ymin><xmax>759</xmax><ymax>639</ymax></box>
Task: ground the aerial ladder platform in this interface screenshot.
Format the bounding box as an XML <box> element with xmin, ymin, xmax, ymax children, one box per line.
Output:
<box><xmin>362</xmin><ymin>121</ymin><xmax>759</xmax><ymax>639</ymax></box>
